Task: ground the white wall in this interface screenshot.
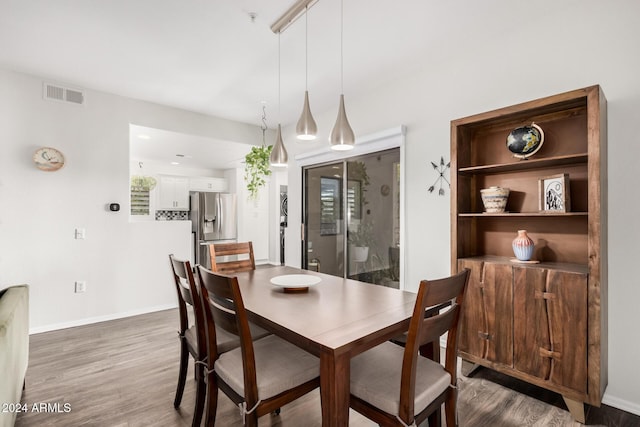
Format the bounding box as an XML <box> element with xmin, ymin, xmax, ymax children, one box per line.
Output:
<box><xmin>230</xmin><ymin>167</ymin><xmax>270</xmax><ymax>264</ymax></box>
<box><xmin>281</xmin><ymin>0</ymin><xmax>640</xmax><ymax>415</ymax></box>
<box><xmin>0</xmin><ymin>68</ymin><xmax>262</xmax><ymax>332</ymax></box>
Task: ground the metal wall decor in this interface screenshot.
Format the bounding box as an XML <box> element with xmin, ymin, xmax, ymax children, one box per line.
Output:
<box><xmin>427</xmin><ymin>156</ymin><xmax>450</xmax><ymax>196</ymax></box>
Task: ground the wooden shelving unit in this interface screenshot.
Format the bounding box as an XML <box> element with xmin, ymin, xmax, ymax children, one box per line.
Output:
<box><xmin>450</xmin><ymin>86</ymin><xmax>607</xmax><ymax>422</ymax></box>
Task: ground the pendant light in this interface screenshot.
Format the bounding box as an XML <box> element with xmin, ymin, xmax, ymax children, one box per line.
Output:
<box><xmin>295</xmin><ymin>6</ymin><xmax>317</xmax><ymax>140</ymax></box>
<box><xmin>270</xmin><ymin>32</ymin><xmax>289</xmax><ymax>167</ymax></box>
<box><xmin>330</xmin><ymin>0</ymin><xmax>355</xmax><ymax>151</ymax></box>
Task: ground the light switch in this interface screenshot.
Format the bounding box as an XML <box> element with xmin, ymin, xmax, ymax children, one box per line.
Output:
<box><xmin>75</xmin><ymin>228</ymin><xmax>86</xmax><ymax>239</ymax></box>
<box><xmin>75</xmin><ymin>281</ymin><xmax>87</xmax><ymax>293</ymax></box>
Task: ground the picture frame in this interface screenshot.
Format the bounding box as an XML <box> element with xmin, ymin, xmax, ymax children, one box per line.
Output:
<box><xmin>538</xmin><ymin>173</ymin><xmax>570</xmax><ymax>212</ymax></box>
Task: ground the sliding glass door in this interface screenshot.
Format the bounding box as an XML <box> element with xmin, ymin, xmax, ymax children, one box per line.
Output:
<box><xmin>303</xmin><ymin>162</ymin><xmax>346</xmax><ymax>277</ymax></box>
<box><xmin>303</xmin><ymin>148</ymin><xmax>401</xmax><ymax>287</ymax></box>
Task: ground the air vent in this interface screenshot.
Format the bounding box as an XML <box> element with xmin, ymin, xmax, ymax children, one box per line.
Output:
<box><xmin>43</xmin><ymin>82</ymin><xmax>85</xmax><ymax>106</ymax></box>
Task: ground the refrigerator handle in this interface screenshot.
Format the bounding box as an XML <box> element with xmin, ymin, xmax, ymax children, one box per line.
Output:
<box><xmin>217</xmin><ymin>195</ymin><xmax>222</xmax><ymax>233</ymax></box>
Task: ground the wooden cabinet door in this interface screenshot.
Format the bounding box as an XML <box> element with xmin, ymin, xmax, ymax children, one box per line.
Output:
<box><xmin>514</xmin><ymin>267</ymin><xmax>588</xmax><ymax>394</ymax></box>
<box><xmin>458</xmin><ymin>259</ymin><xmax>513</xmax><ymax>367</ymax></box>
<box><xmin>513</xmin><ymin>267</ymin><xmax>551</xmax><ymax>379</ymax></box>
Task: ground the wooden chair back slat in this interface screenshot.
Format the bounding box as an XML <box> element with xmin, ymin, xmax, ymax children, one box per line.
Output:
<box><xmin>209</xmin><ymin>242</ymin><xmax>256</xmax><ymax>273</ymax></box>
<box><xmin>417</xmin><ymin>305</ymin><xmax>460</xmax><ymax>346</ymax></box>
<box><xmin>210</xmin><ymin>295</ymin><xmax>241</xmax><ymax>336</ymax></box>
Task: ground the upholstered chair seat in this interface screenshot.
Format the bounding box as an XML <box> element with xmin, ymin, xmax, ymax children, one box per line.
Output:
<box><xmin>350</xmin><ymin>341</ymin><xmax>451</xmax><ymax>416</ymax></box>
<box><xmin>215</xmin><ymin>334</ymin><xmax>319</xmax><ymax>400</ymax></box>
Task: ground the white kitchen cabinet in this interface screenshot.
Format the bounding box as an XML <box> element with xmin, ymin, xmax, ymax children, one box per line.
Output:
<box><xmin>189</xmin><ymin>177</ymin><xmax>228</xmax><ymax>192</ymax></box>
<box><xmin>158</xmin><ymin>176</ymin><xmax>190</xmax><ymax>210</ymax></box>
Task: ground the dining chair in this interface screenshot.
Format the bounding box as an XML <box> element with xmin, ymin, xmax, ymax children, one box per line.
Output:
<box><xmin>208</xmin><ymin>241</ymin><xmax>255</xmax><ymax>273</ymax></box>
<box><xmin>206</xmin><ymin>241</ymin><xmax>271</xmax><ymax>342</ymax></box>
<box><xmin>196</xmin><ymin>265</ymin><xmax>321</xmax><ymax>427</ymax></box>
<box><xmin>349</xmin><ymin>268</ymin><xmax>470</xmax><ymax>427</ymax></box>
<box><xmin>169</xmin><ymin>255</ymin><xmax>246</xmax><ymax>427</ymax></box>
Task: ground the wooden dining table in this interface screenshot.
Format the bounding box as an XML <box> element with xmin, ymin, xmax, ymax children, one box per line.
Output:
<box><xmin>233</xmin><ymin>265</ymin><xmax>417</xmax><ymax>427</ymax></box>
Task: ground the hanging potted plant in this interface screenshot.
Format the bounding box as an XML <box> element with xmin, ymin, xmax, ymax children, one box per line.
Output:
<box><xmin>244</xmin><ymin>145</ymin><xmax>272</xmax><ymax>200</ymax></box>
<box><xmin>244</xmin><ymin>106</ymin><xmax>273</xmax><ymax>200</ymax></box>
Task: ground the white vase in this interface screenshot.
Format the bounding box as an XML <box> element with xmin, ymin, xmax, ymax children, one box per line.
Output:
<box><xmin>352</xmin><ymin>246</ymin><xmax>369</xmax><ymax>262</ymax></box>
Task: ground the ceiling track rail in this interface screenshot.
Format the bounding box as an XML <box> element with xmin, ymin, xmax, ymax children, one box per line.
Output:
<box><xmin>271</xmin><ymin>0</ymin><xmax>320</xmax><ymax>34</ymax></box>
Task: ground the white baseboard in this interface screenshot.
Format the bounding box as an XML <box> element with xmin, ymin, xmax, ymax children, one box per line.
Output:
<box><xmin>602</xmin><ymin>393</ymin><xmax>640</xmax><ymax>416</ymax></box>
<box><xmin>29</xmin><ymin>303</ymin><xmax>177</xmax><ymax>335</ymax></box>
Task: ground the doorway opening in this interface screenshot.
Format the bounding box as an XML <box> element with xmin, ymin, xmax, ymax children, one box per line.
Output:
<box><xmin>303</xmin><ymin>148</ymin><xmax>401</xmax><ymax>288</ymax></box>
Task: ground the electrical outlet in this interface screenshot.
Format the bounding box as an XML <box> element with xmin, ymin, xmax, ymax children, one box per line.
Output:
<box><xmin>75</xmin><ymin>281</ymin><xmax>87</xmax><ymax>293</ymax></box>
<box><xmin>75</xmin><ymin>228</ymin><xmax>86</xmax><ymax>239</ymax></box>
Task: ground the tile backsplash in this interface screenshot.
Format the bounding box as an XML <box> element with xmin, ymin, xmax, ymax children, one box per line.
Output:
<box><xmin>155</xmin><ymin>210</ymin><xmax>189</xmax><ymax>221</ymax></box>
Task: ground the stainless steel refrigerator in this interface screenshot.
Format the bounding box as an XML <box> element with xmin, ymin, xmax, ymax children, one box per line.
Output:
<box><xmin>190</xmin><ymin>191</ymin><xmax>237</xmax><ymax>268</ymax></box>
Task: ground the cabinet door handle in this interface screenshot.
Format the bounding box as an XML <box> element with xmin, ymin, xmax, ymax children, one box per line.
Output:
<box><xmin>539</xmin><ymin>347</ymin><xmax>562</xmax><ymax>360</ymax></box>
<box><xmin>534</xmin><ymin>291</ymin><xmax>556</xmax><ymax>300</ymax></box>
<box><xmin>477</xmin><ymin>331</ymin><xmax>491</xmax><ymax>340</ymax></box>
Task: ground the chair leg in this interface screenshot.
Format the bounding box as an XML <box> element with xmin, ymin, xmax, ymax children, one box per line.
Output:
<box><xmin>244</xmin><ymin>412</ymin><xmax>259</xmax><ymax>427</ymax></box>
<box><xmin>204</xmin><ymin>373</ymin><xmax>218</xmax><ymax>427</ymax></box>
<box><xmin>192</xmin><ymin>362</ymin><xmax>206</xmax><ymax>427</ymax></box>
<box><xmin>444</xmin><ymin>388</ymin><xmax>457</xmax><ymax>427</ymax></box>
<box><xmin>174</xmin><ymin>341</ymin><xmax>189</xmax><ymax>408</ymax></box>
<box><xmin>428</xmin><ymin>407</ymin><xmax>441</xmax><ymax>427</ymax></box>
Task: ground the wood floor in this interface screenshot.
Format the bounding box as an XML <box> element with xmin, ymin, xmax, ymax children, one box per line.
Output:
<box><xmin>15</xmin><ymin>308</ymin><xmax>639</xmax><ymax>426</ymax></box>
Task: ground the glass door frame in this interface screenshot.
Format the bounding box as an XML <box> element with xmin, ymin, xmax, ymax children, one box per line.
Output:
<box><xmin>299</xmin><ymin>126</ymin><xmax>405</xmax><ymax>289</ymax></box>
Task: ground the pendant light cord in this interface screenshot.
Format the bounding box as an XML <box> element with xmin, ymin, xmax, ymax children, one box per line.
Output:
<box><xmin>340</xmin><ymin>0</ymin><xmax>344</xmax><ymax>94</ymax></box>
<box><xmin>305</xmin><ymin>6</ymin><xmax>308</xmax><ymax>90</ymax></box>
<box><xmin>278</xmin><ymin>31</ymin><xmax>281</xmax><ymax>122</ymax></box>
<box><xmin>261</xmin><ymin>104</ymin><xmax>267</xmax><ymax>147</ymax></box>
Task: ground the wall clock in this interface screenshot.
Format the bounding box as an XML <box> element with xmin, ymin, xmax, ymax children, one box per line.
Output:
<box><xmin>33</xmin><ymin>147</ymin><xmax>65</xmax><ymax>171</ymax></box>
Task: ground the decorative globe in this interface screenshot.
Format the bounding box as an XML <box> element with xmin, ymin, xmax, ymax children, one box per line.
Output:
<box><xmin>506</xmin><ymin>123</ymin><xmax>544</xmax><ymax>159</ymax></box>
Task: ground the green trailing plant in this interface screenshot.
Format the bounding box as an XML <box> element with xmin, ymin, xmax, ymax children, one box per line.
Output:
<box><xmin>130</xmin><ymin>175</ymin><xmax>157</xmax><ymax>190</ymax></box>
<box><xmin>348</xmin><ymin>160</ymin><xmax>371</xmax><ymax>211</ymax></box>
<box><xmin>244</xmin><ymin>145</ymin><xmax>273</xmax><ymax>200</ymax></box>
<box><xmin>348</xmin><ymin>161</ymin><xmax>370</xmax><ymax>187</ymax></box>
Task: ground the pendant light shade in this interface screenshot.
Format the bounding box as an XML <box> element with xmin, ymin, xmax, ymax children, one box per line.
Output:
<box><xmin>270</xmin><ymin>32</ymin><xmax>288</xmax><ymax>168</ymax></box>
<box><xmin>270</xmin><ymin>124</ymin><xmax>288</xmax><ymax>167</ymax></box>
<box><xmin>330</xmin><ymin>94</ymin><xmax>355</xmax><ymax>151</ymax></box>
<box><xmin>296</xmin><ymin>91</ymin><xmax>317</xmax><ymax>140</ymax></box>
<box><xmin>330</xmin><ymin>0</ymin><xmax>355</xmax><ymax>151</ymax></box>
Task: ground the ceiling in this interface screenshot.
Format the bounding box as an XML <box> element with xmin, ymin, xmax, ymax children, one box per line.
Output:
<box><xmin>129</xmin><ymin>124</ymin><xmax>253</xmax><ymax>170</ymax></box>
<box><xmin>0</xmin><ymin>0</ymin><xmax>464</xmax><ymax>126</ymax></box>
<box><xmin>0</xmin><ymin>0</ymin><xmax>497</xmax><ymax>169</ymax></box>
